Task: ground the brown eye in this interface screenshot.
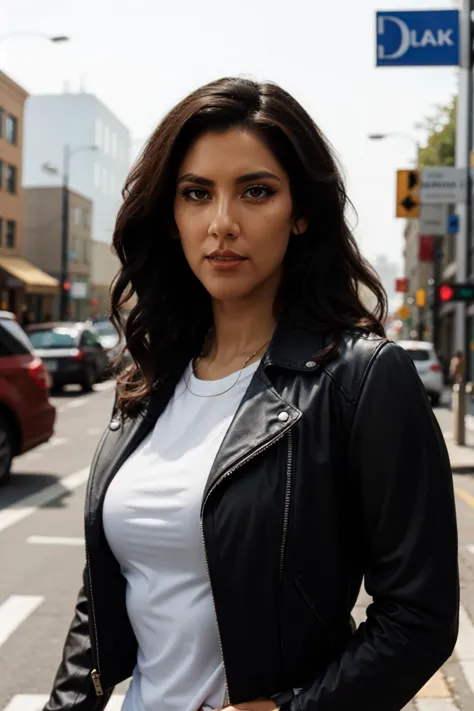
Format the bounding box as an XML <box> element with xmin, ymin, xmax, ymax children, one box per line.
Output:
<box><xmin>182</xmin><ymin>188</ymin><xmax>209</xmax><ymax>201</ymax></box>
<box><xmin>243</xmin><ymin>186</ymin><xmax>274</xmax><ymax>199</ymax></box>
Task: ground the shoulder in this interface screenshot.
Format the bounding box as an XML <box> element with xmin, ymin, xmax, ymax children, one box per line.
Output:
<box><xmin>323</xmin><ymin>329</ymin><xmax>414</xmax><ymax>405</ymax></box>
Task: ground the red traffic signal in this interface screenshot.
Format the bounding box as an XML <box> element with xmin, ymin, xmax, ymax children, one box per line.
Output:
<box><xmin>63</xmin><ymin>281</ymin><xmax>71</xmax><ymax>292</ymax></box>
<box><xmin>439</xmin><ymin>284</ymin><xmax>454</xmax><ymax>302</ymax></box>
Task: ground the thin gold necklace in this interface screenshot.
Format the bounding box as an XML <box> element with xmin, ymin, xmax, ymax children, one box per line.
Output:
<box><xmin>184</xmin><ymin>339</ymin><xmax>269</xmax><ymax>398</ymax></box>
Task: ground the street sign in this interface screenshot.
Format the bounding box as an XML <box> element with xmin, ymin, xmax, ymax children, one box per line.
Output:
<box><xmin>448</xmin><ymin>214</ymin><xmax>460</xmax><ymax>234</ymax></box>
<box><xmin>438</xmin><ymin>283</ymin><xmax>474</xmax><ymax>302</ymax></box>
<box><xmin>395</xmin><ymin>278</ymin><xmax>409</xmax><ymax>293</ymax></box>
<box><xmin>398</xmin><ymin>305</ymin><xmax>411</xmax><ymax>320</ymax></box>
<box><xmin>376</xmin><ymin>10</ymin><xmax>460</xmax><ymax>67</ymax></box>
<box><xmin>420</xmin><ymin>204</ymin><xmax>449</xmax><ymax>235</ymax></box>
<box><xmin>396</xmin><ymin>169</ymin><xmax>420</xmax><ymax>218</ymax></box>
<box><xmin>421</xmin><ymin>167</ymin><xmax>467</xmax><ymax>204</ymax></box>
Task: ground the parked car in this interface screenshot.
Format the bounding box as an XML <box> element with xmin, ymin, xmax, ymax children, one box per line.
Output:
<box><xmin>0</xmin><ymin>311</ymin><xmax>56</xmax><ymax>484</ymax></box>
<box><xmin>93</xmin><ymin>317</ymin><xmax>132</xmax><ymax>373</ymax></box>
<box><xmin>398</xmin><ymin>340</ymin><xmax>443</xmax><ymax>407</ymax></box>
<box><xmin>27</xmin><ymin>322</ymin><xmax>110</xmax><ymax>392</ymax></box>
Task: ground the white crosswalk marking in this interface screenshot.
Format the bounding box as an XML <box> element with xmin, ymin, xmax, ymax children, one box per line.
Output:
<box><xmin>0</xmin><ymin>596</ymin><xmax>43</xmax><ymax>649</ymax></box>
<box><xmin>455</xmin><ymin>604</ymin><xmax>474</xmax><ymax>694</ymax></box>
<box><xmin>26</xmin><ymin>536</ymin><xmax>84</xmax><ymax>546</ymax></box>
<box><xmin>467</xmin><ymin>544</ymin><xmax>474</xmax><ymax>555</ymax></box>
<box><xmin>415</xmin><ymin>700</ymin><xmax>458</xmax><ymax>710</ymax></box>
<box><xmin>2</xmin><ymin>696</ymin><xmax>125</xmax><ymax>711</ymax></box>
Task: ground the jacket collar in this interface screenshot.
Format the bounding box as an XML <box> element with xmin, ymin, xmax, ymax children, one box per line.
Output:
<box><xmin>262</xmin><ymin>319</ymin><xmax>328</xmax><ymax>373</ymax></box>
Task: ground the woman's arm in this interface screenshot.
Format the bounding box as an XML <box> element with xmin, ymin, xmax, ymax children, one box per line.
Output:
<box><xmin>43</xmin><ymin>567</ymin><xmax>114</xmax><ymax>711</ymax></box>
<box><xmin>280</xmin><ymin>341</ymin><xmax>459</xmax><ymax>711</ymax></box>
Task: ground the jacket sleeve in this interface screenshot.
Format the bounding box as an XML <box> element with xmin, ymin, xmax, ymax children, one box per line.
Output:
<box><xmin>43</xmin><ymin>567</ymin><xmax>114</xmax><ymax>711</ymax></box>
<box><xmin>281</xmin><ymin>341</ymin><xmax>459</xmax><ymax>711</ymax></box>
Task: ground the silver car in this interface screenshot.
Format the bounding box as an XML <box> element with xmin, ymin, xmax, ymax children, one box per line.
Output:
<box><xmin>398</xmin><ymin>340</ymin><xmax>443</xmax><ymax>407</ymax></box>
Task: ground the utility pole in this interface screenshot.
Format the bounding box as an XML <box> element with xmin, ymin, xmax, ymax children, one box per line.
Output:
<box><xmin>465</xmin><ymin>0</ymin><xmax>474</xmax><ymax>381</ymax></box>
<box><xmin>60</xmin><ymin>145</ymin><xmax>70</xmax><ymax>321</ymax></box>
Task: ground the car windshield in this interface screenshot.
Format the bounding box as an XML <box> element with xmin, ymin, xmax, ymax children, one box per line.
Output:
<box><xmin>29</xmin><ymin>329</ymin><xmax>76</xmax><ymax>349</ymax></box>
<box><xmin>0</xmin><ymin>319</ymin><xmax>34</xmax><ymax>353</ymax></box>
<box><xmin>94</xmin><ymin>321</ymin><xmax>117</xmax><ymax>337</ymax></box>
<box><xmin>404</xmin><ymin>349</ymin><xmax>431</xmax><ymax>362</ymax></box>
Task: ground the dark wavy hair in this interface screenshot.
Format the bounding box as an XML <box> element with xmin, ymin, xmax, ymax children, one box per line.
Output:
<box><xmin>111</xmin><ymin>77</ymin><xmax>386</xmax><ymax>416</ymax></box>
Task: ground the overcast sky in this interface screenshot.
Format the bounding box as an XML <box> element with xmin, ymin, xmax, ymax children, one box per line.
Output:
<box><xmin>0</xmin><ymin>0</ymin><xmax>459</xmax><ymax>272</ymax></box>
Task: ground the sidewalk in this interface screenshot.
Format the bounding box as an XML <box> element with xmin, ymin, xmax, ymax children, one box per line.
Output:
<box><xmin>434</xmin><ymin>406</ymin><xmax>474</xmax><ymax>473</ymax></box>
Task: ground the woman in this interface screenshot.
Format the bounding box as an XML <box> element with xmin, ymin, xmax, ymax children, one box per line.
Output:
<box><xmin>44</xmin><ymin>77</ymin><xmax>458</xmax><ymax>711</ymax></box>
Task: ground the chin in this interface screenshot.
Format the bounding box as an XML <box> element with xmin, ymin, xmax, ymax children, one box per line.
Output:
<box><xmin>202</xmin><ymin>279</ymin><xmax>256</xmax><ymax>303</ymax></box>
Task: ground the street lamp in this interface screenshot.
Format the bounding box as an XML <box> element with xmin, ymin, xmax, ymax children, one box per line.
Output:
<box><xmin>42</xmin><ymin>144</ymin><xmax>97</xmax><ymax>320</ymax></box>
<box><xmin>0</xmin><ymin>32</ymin><xmax>69</xmax><ymax>44</ymax></box>
<box><xmin>368</xmin><ymin>132</ymin><xmax>421</xmax><ymax>167</ymax></box>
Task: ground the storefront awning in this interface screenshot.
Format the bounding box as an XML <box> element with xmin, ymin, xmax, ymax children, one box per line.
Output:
<box><xmin>0</xmin><ymin>256</ymin><xmax>59</xmax><ymax>296</ymax></box>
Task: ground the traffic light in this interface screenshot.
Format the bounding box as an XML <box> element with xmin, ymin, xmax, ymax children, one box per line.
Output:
<box><xmin>438</xmin><ymin>283</ymin><xmax>474</xmax><ymax>302</ymax></box>
<box><xmin>416</xmin><ymin>289</ymin><xmax>426</xmax><ymax>308</ymax></box>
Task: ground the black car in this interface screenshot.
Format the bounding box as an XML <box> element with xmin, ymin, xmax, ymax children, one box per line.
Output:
<box><xmin>27</xmin><ymin>322</ymin><xmax>110</xmax><ymax>392</ymax></box>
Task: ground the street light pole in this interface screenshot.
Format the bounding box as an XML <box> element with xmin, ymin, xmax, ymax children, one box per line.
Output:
<box><xmin>60</xmin><ymin>145</ymin><xmax>70</xmax><ymax>321</ymax></box>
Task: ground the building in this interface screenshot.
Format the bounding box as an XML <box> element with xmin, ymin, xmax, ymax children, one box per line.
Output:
<box><xmin>90</xmin><ymin>240</ymin><xmax>121</xmax><ymax>318</ymax></box>
<box><xmin>22</xmin><ymin>187</ymin><xmax>93</xmax><ymax>321</ymax></box>
<box><xmin>373</xmin><ymin>254</ymin><xmax>399</xmax><ymax>314</ymax></box>
<box><xmin>22</xmin><ymin>92</ymin><xmax>131</xmax><ymax>246</ymax></box>
<box><xmin>0</xmin><ymin>72</ymin><xmax>59</xmax><ymax>320</ymax></box>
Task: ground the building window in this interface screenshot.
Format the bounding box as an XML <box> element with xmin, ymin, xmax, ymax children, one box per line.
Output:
<box><xmin>95</xmin><ymin>118</ymin><xmax>102</xmax><ymax>149</ymax></box>
<box><xmin>94</xmin><ymin>161</ymin><xmax>101</xmax><ymax>189</ymax></box>
<box><xmin>0</xmin><ymin>161</ymin><xmax>3</xmax><ymax>189</ymax></box>
<box><xmin>6</xmin><ymin>115</ymin><xmax>18</xmax><ymax>145</ymax></box>
<box><xmin>102</xmin><ymin>167</ymin><xmax>108</xmax><ymax>194</ymax></box>
<box><xmin>111</xmin><ymin>132</ymin><xmax>117</xmax><ymax>158</ymax></box>
<box><xmin>72</xmin><ymin>206</ymin><xmax>81</xmax><ymax>226</ymax></box>
<box><xmin>6</xmin><ymin>165</ymin><xmax>17</xmax><ymax>193</ymax></box>
<box><xmin>109</xmin><ymin>172</ymin><xmax>115</xmax><ymax>196</ymax></box>
<box><xmin>6</xmin><ymin>220</ymin><xmax>16</xmax><ymax>248</ymax></box>
<box><xmin>104</xmin><ymin>125</ymin><xmax>110</xmax><ymax>155</ymax></box>
<box><xmin>0</xmin><ymin>108</ymin><xmax>3</xmax><ymax>138</ymax></box>
<box><xmin>83</xmin><ymin>209</ymin><xmax>90</xmax><ymax>229</ymax></box>
<box><xmin>0</xmin><ymin>218</ymin><xmax>3</xmax><ymax>247</ymax></box>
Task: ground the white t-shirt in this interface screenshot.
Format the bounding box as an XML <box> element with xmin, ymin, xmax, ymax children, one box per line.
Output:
<box><xmin>102</xmin><ymin>359</ymin><xmax>261</xmax><ymax>711</ymax></box>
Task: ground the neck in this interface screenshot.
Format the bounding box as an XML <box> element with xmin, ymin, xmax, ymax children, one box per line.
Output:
<box><xmin>208</xmin><ymin>286</ymin><xmax>278</xmax><ymax>367</ymax></box>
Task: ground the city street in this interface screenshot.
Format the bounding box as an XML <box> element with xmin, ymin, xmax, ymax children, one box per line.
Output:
<box><xmin>0</xmin><ymin>393</ymin><xmax>473</xmax><ymax>711</ymax></box>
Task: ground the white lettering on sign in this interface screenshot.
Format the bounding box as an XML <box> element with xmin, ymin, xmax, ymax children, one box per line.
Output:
<box><xmin>378</xmin><ymin>16</ymin><xmax>455</xmax><ymax>61</ymax></box>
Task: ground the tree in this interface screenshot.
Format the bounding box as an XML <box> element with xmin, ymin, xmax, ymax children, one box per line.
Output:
<box><xmin>418</xmin><ymin>97</ymin><xmax>456</xmax><ymax>167</ymax></box>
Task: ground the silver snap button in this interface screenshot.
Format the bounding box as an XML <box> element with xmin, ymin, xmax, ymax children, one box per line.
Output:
<box><xmin>278</xmin><ymin>411</ymin><xmax>290</xmax><ymax>423</ymax></box>
<box><xmin>109</xmin><ymin>420</ymin><xmax>120</xmax><ymax>431</ymax></box>
<box><xmin>305</xmin><ymin>360</ymin><xmax>316</xmax><ymax>369</ymax></box>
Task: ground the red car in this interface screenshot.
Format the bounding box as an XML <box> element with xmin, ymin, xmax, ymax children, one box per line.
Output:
<box><xmin>0</xmin><ymin>311</ymin><xmax>56</xmax><ymax>484</ymax></box>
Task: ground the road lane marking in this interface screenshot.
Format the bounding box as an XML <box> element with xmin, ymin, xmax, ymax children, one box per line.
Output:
<box><xmin>87</xmin><ymin>427</ymin><xmax>103</xmax><ymax>436</ymax></box>
<box><xmin>95</xmin><ymin>380</ymin><xmax>116</xmax><ymax>392</ymax></box>
<box><xmin>467</xmin><ymin>544</ymin><xmax>474</xmax><ymax>555</ymax></box>
<box><xmin>2</xmin><ymin>696</ymin><xmax>125</xmax><ymax>711</ymax></box>
<box><xmin>0</xmin><ymin>596</ymin><xmax>43</xmax><ymax>648</ymax></box>
<box><xmin>27</xmin><ymin>535</ymin><xmax>84</xmax><ymax>546</ymax></box>
<box><xmin>0</xmin><ymin>467</ymin><xmax>89</xmax><ymax>534</ymax></box>
<box><xmin>66</xmin><ymin>398</ymin><xmax>86</xmax><ymax>408</ymax></box>
<box><xmin>39</xmin><ymin>437</ymin><xmax>68</xmax><ymax>450</ymax></box>
<box><xmin>455</xmin><ymin>487</ymin><xmax>474</xmax><ymax>511</ymax></box>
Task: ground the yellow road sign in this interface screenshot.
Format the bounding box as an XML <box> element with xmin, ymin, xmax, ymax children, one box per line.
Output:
<box><xmin>396</xmin><ymin>169</ymin><xmax>420</xmax><ymax>219</ymax></box>
<box><xmin>398</xmin><ymin>305</ymin><xmax>411</xmax><ymax>320</ymax></box>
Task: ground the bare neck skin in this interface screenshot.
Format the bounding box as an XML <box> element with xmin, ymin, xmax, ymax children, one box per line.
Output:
<box><xmin>195</xmin><ymin>275</ymin><xmax>279</xmax><ymax>381</ymax></box>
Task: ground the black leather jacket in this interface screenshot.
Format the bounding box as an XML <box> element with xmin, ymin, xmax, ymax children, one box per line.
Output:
<box><xmin>45</xmin><ymin>325</ymin><xmax>459</xmax><ymax>711</ymax></box>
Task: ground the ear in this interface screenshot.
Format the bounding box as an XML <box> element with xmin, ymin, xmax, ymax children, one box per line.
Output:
<box><xmin>292</xmin><ymin>216</ymin><xmax>308</xmax><ymax>236</ymax></box>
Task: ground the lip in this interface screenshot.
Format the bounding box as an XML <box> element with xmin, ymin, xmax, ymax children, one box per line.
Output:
<box><xmin>205</xmin><ymin>250</ymin><xmax>248</xmax><ymax>272</ymax></box>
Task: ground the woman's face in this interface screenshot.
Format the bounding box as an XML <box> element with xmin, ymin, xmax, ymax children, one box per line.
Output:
<box><xmin>174</xmin><ymin>128</ymin><xmax>307</xmax><ymax>304</ymax></box>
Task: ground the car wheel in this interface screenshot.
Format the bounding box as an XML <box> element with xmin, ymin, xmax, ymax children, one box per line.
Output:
<box><xmin>430</xmin><ymin>393</ymin><xmax>440</xmax><ymax>407</ymax></box>
<box><xmin>0</xmin><ymin>417</ymin><xmax>14</xmax><ymax>486</ymax></box>
<box><xmin>81</xmin><ymin>366</ymin><xmax>95</xmax><ymax>393</ymax></box>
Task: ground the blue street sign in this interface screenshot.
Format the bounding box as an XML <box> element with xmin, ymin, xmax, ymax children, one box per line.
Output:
<box><xmin>376</xmin><ymin>10</ymin><xmax>460</xmax><ymax>67</ymax></box>
<box><xmin>448</xmin><ymin>214</ymin><xmax>460</xmax><ymax>234</ymax></box>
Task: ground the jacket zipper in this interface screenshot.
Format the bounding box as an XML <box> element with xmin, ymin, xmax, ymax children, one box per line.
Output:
<box><xmin>200</xmin><ymin>421</ymin><xmax>296</xmax><ymax>707</ymax></box>
<box><xmin>279</xmin><ymin>430</ymin><xmax>293</xmax><ymax>583</ymax></box>
<box><xmin>84</xmin><ymin>426</ymin><xmax>110</xmax><ymax>697</ymax></box>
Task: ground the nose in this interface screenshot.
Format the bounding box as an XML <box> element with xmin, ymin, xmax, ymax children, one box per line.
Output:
<box><xmin>208</xmin><ymin>202</ymin><xmax>240</xmax><ymax>241</ymax></box>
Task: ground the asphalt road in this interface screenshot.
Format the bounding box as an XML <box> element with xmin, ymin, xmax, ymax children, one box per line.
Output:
<box><xmin>0</xmin><ymin>392</ymin><xmax>473</xmax><ymax>711</ymax></box>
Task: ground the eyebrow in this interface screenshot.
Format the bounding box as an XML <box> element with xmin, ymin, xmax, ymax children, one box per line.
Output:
<box><xmin>177</xmin><ymin>171</ymin><xmax>281</xmax><ymax>186</ymax></box>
